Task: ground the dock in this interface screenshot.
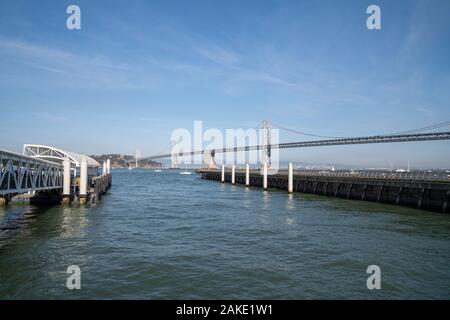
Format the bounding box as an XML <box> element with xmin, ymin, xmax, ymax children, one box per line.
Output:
<box><xmin>1</xmin><ymin>146</ymin><xmax>112</xmax><ymax>207</ymax></box>
<box><xmin>198</xmin><ymin>167</ymin><xmax>450</xmax><ymax>213</ymax></box>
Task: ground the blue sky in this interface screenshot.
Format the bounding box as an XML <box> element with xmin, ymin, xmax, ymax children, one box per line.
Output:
<box><xmin>1</xmin><ymin>0</ymin><xmax>449</xmax><ymax>168</ymax></box>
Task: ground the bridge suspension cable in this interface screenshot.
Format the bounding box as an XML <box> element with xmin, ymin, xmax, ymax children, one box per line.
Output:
<box><xmin>270</xmin><ymin>122</ymin><xmax>348</xmax><ymax>139</ymax></box>
<box><xmin>386</xmin><ymin>121</ymin><xmax>450</xmax><ymax>135</ymax></box>
<box><xmin>271</xmin><ymin>120</ymin><xmax>450</xmax><ymax>139</ymax></box>
<box><xmin>141</xmin><ymin>120</ymin><xmax>450</xmax><ymax>161</ymax></box>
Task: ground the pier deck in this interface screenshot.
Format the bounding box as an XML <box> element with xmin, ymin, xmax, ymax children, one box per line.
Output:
<box><xmin>198</xmin><ymin>168</ymin><xmax>450</xmax><ymax>213</ymax></box>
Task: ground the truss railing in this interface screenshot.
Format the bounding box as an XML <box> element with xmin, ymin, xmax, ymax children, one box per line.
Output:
<box><xmin>0</xmin><ymin>149</ymin><xmax>63</xmax><ymax>196</ymax></box>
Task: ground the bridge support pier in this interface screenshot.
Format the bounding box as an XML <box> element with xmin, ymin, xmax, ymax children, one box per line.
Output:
<box><xmin>221</xmin><ymin>165</ymin><xmax>225</xmax><ymax>183</ymax></box>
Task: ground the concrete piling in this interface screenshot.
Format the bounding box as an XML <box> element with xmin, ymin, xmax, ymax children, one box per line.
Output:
<box><xmin>232</xmin><ymin>164</ymin><xmax>236</xmax><ymax>185</ymax></box>
<box><xmin>245</xmin><ymin>163</ymin><xmax>250</xmax><ymax>187</ymax></box>
<box><xmin>79</xmin><ymin>158</ymin><xmax>88</xmax><ymax>205</ymax></box>
<box><xmin>221</xmin><ymin>164</ymin><xmax>225</xmax><ymax>183</ymax></box>
<box><xmin>106</xmin><ymin>159</ymin><xmax>111</xmax><ymax>174</ymax></box>
<box><xmin>263</xmin><ymin>163</ymin><xmax>268</xmax><ymax>190</ymax></box>
<box><xmin>103</xmin><ymin>161</ymin><xmax>107</xmax><ymax>176</ymax></box>
<box><xmin>62</xmin><ymin>157</ymin><xmax>71</xmax><ymax>205</ymax></box>
<box><xmin>288</xmin><ymin>162</ymin><xmax>293</xmax><ymax>193</ymax></box>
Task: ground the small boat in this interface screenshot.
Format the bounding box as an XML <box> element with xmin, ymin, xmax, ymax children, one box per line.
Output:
<box><xmin>179</xmin><ymin>165</ymin><xmax>192</xmax><ymax>175</ymax></box>
<box><xmin>154</xmin><ymin>169</ymin><xmax>162</xmax><ymax>172</ymax></box>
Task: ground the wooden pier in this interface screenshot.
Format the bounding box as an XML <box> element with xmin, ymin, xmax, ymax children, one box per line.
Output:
<box><xmin>198</xmin><ymin>167</ymin><xmax>450</xmax><ymax>213</ymax></box>
<box><xmin>91</xmin><ymin>173</ymin><xmax>112</xmax><ymax>204</ymax></box>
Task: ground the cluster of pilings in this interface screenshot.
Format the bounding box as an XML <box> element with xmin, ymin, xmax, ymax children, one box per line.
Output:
<box><xmin>198</xmin><ymin>163</ymin><xmax>450</xmax><ymax>213</ymax></box>
<box><xmin>217</xmin><ymin>163</ymin><xmax>295</xmax><ymax>192</ymax></box>
<box><xmin>61</xmin><ymin>158</ymin><xmax>112</xmax><ymax>205</ymax></box>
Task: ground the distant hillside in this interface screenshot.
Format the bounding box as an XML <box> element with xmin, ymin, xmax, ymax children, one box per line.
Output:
<box><xmin>90</xmin><ymin>154</ymin><xmax>162</xmax><ymax>169</ymax></box>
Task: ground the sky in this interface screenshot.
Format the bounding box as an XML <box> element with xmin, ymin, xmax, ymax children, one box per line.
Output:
<box><xmin>0</xmin><ymin>0</ymin><xmax>450</xmax><ymax>168</ymax></box>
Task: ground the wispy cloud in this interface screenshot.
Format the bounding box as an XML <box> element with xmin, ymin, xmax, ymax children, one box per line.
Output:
<box><xmin>416</xmin><ymin>105</ymin><xmax>433</xmax><ymax>115</ymax></box>
<box><xmin>196</xmin><ymin>45</ymin><xmax>240</xmax><ymax>65</ymax></box>
<box><xmin>0</xmin><ymin>38</ymin><xmax>156</xmax><ymax>90</ymax></box>
<box><xmin>234</xmin><ymin>71</ymin><xmax>297</xmax><ymax>87</ymax></box>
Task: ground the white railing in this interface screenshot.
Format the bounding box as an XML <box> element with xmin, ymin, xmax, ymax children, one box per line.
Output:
<box><xmin>292</xmin><ymin>169</ymin><xmax>450</xmax><ymax>182</ymax></box>
<box><xmin>199</xmin><ymin>167</ymin><xmax>450</xmax><ymax>182</ymax></box>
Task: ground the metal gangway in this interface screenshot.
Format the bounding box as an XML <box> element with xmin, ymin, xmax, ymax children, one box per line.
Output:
<box><xmin>0</xmin><ymin>149</ymin><xmax>63</xmax><ymax>197</ymax></box>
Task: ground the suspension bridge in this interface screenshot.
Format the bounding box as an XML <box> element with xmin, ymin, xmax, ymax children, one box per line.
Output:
<box><xmin>175</xmin><ymin>120</ymin><xmax>450</xmax><ymax>213</ymax></box>
<box><xmin>141</xmin><ymin>120</ymin><xmax>450</xmax><ymax>166</ymax></box>
<box><xmin>1</xmin><ymin>121</ymin><xmax>450</xmax><ymax>212</ymax></box>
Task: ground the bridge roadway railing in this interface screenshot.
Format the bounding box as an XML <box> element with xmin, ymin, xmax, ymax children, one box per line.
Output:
<box><xmin>0</xmin><ymin>149</ymin><xmax>63</xmax><ymax>197</ymax></box>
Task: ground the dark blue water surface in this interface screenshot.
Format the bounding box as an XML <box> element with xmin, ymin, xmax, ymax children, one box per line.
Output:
<box><xmin>1</xmin><ymin>169</ymin><xmax>450</xmax><ymax>299</ymax></box>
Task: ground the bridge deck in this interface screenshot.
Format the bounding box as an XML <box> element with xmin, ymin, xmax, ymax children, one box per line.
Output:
<box><xmin>145</xmin><ymin>131</ymin><xmax>450</xmax><ymax>160</ymax></box>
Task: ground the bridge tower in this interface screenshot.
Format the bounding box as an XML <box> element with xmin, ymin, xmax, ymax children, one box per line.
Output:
<box><xmin>170</xmin><ymin>140</ymin><xmax>178</xmax><ymax>169</ymax></box>
<box><xmin>135</xmin><ymin>149</ymin><xmax>141</xmax><ymax>168</ymax></box>
<box><xmin>171</xmin><ymin>154</ymin><xmax>178</xmax><ymax>169</ymax></box>
<box><xmin>262</xmin><ymin>120</ymin><xmax>271</xmax><ymax>167</ymax></box>
<box><xmin>202</xmin><ymin>149</ymin><xmax>216</xmax><ymax>169</ymax></box>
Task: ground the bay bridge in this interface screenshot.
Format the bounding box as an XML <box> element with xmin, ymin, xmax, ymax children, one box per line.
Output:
<box><xmin>142</xmin><ymin>120</ymin><xmax>450</xmax><ymax>165</ymax></box>
<box><xmin>142</xmin><ymin>120</ymin><xmax>450</xmax><ymax>213</ymax></box>
<box><xmin>1</xmin><ymin>121</ymin><xmax>450</xmax><ymax>212</ymax></box>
